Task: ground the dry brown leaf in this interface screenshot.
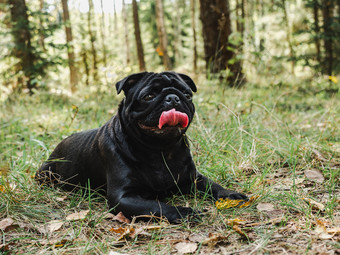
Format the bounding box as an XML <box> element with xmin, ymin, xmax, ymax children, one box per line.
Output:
<box><xmin>111</xmin><ymin>211</ymin><xmax>131</xmax><ymax>224</ymax></box>
<box><xmin>232</xmin><ymin>225</ymin><xmax>247</xmax><ymax>239</ymax></box>
<box><xmin>256</xmin><ymin>202</ymin><xmax>275</xmax><ymax>212</ymax></box>
<box><xmin>313</xmin><ymin>219</ymin><xmax>338</xmax><ymax>240</ymax></box>
<box><xmin>226</xmin><ymin>218</ymin><xmax>245</xmax><ymax>226</ymax></box>
<box><xmin>55</xmin><ymin>196</ymin><xmax>67</xmax><ymax>202</ymax></box>
<box><xmin>39</xmin><ymin>220</ymin><xmax>64</xmax><ymax>234</ymax></box>
<box><xmin>66</xmin><ymin>210</ymin><xmax>89</xmax><ymax>221</ymax></box>
<box><xmin>0</xmin><ymin>218</ymin><xmax>16</xmax><ymax>232</ymax></box>
<box><xmin>304</xmin><ymin>169</ymin><xmax>324</xmax><ymax>183</ymax></box>
<box><xmin>174</xmin><ymin>242</ymin><xmax>198</xmax><ymax>254</ymax></box>
<box><xmin>202</xmin><ymin>233</ymin><xmax>230</xmax><ymax>246</ymax></box>
<box><xmin>303</xmin><ymin>198</ymin><xmax>325</xmax><ymax>211</ymax></box>
<box><xmin>110</xmin><ymin>226</ymin><xmax>135</xmax><ymax>240</ymax></box>
<box><xmin>311</xmin><ymin>149</ymin><xmax>327</xmax><ymax>162</ymax></box>
<box><xmin>188</xmin><ymin>234</ymin><xmax>205</xmax><ymax>243</ymax></box>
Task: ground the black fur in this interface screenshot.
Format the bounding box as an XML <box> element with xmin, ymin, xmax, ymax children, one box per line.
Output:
<box><xmin>36</xmin><ymin>71</ymin><xmax>247</xmax><ymax>223</ymax></box>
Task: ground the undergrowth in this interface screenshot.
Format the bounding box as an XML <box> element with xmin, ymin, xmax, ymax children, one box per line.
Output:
<box><xmin>0</xmin><ymin>78</ymin><xmax>339</xmax><ymax>254</ymax></box>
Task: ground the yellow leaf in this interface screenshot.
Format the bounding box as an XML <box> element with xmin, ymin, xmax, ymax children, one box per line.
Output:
<box><xmin>215</xmin><ymin>196</ymin><xmax>258</xmax><ymax>210</ymax></box>
<box><xmin>328</xmin><ymin>76</ymin><xmax>338</xmax><ymax>83</ymax></box>
<box><xmin>215</xmin><ymin>198</ymin><xmax>244</xmax><ymax>209</ymax></box>
<box><xmin>239</xmin><ymin>195</ymin><xmax>259</xmax><ymax>208</ymax></box>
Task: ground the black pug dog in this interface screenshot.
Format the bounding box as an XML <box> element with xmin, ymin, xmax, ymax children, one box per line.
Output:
<box><xmin>36</xmin><ymin>71</ymin><xmax>247</xmax><ymax>223</ymax></box>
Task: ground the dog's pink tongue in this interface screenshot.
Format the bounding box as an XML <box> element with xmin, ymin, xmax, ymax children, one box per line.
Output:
<box><xmin>158</xmin><ymin>109</ymin><xmax>189</xmax><ymax>129</ymax></box>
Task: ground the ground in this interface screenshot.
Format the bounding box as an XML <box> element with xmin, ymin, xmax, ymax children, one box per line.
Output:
<box><xmin>0</xmin><ymin>77</ymin><xmax>339</xmax><ymax>254</ymax></box>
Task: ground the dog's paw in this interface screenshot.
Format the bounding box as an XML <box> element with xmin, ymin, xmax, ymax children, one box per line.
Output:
<box><xmin>167</xmin><ymin>206</ymin><xmax>201</xmax><ymax>224</ymax></box>
<box><xmin>217</xmin><ymin>189</ymin><xmax>248</xmax><ymax>201</ymax></box>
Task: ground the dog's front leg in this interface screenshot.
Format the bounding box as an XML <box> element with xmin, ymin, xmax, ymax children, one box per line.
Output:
<box><xmin>107</xmin><ymin>192</ymin><xmax>196</xmax><ymax>223</ymax></box>
<box><xmin>194</xmin><ymin>171</ymin><xmax>248</xmax><ymax>201</ymax></box>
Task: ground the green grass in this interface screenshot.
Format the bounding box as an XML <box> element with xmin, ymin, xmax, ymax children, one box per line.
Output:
<box><xmin>0</xmin><ymin>77</ymin><xmax>339</xmax><ymax>254</ymax></box>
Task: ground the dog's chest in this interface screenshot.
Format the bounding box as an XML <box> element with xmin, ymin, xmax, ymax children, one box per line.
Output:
<box><xmin>137</xmin><ymin>155</ymin><xmax>191</xmax><ymax>194</ymax></box>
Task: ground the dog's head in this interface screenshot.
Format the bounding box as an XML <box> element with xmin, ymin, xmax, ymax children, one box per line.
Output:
<box><xmin>116</xmin><ymin>72</ymin><xmax>196</xmax><ymax>141</ymax></box>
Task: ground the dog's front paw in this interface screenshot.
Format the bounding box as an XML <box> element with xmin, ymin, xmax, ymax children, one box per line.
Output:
<box><xmin>217</xmin><ymin>189</ymin><xmax>248</xmax><ymax>201</ymax></box>
<box><xmin>167</xmin><ymin>206</ymin><xmax>201</xmax><ymax>224</ymax></box>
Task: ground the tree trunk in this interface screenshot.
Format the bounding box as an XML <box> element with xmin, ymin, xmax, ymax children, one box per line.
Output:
<box><xmin>61</xmin><ymin>0</ymin><xmax>78</xmax><ymax>92</ymax></box>
<box><xmin>132</xmin><ymin>0</ymin><xmax>146</xmax><ymax>71</ymax></box>
<box><xmin>38</xmin><ymin>0</ymin><xmax>46</xmax><ymax>52</ymax></box>
<box><xmin>190</xmin><ymin>0</ymin><xmax>198</xmax><ymax>73</ymax></box>
<box><xmin>100</xmin><ymin>0</ymin><xmax>107</xmax><ymax>67</ymax></box>
<box><xmin>122</xmin><ymin>0</ymin><xmax>131</xmax><ymax>65</ymax></box>
<box><xmin>155</xmin><ymin>0</ymin><xmax>172</xmax><ymax>70</ymax></box>
<box><xmin>313</xmin><ymin>0</ymin><xmax>321</xmax><ymax>64</ymax></box>
<box><xmin>199</xmin><ymin>0</ymin><xmax>244</xmax><ymax>86</ymax></box>
<box><xmin>321</xmin><ymin>0</ymin><xmax>334</xmax><ymax>76</ymax></box>
<box><xmin>8</xmin><ymin>0</ymin><xmax>36</xmax><ymax>93</ymax></box>
<box><xmin>281</xmin><ymin>0</ymin><xmax>295</xmax><ymax>75</ymax></box>
<box><xmin>88</xmin><ymin>0</ymin><xmax>98</xmax><ymax>81</ymax></box>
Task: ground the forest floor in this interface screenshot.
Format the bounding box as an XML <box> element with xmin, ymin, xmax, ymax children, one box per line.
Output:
<box><xmin>0</xmin><ymin>76</ymin><xmax>339</xmax><ymax>254</ymax></box>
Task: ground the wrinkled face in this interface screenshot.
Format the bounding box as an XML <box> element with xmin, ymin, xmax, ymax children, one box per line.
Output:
<box><xmin>117</xmin><ymin>72</ymin><xmax>196</xmax><ymax>139</ymax></box>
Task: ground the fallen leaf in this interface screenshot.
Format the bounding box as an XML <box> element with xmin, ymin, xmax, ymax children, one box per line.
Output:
<box><xmin>232</xmin><ymin>225</ymin><xmax>247</xmax><ymax>239</ymax></box>
<box><xmin>174</xmin><ymin>242</ymin><xmax>198</xmax><ymax>254</ymax></box>
<box><xmin>202</xmin><ymin>233</ymin><xmax>230</xmax><ymax>246</ymax></box>
<box><xmin>110</xmin><ymin>226</ymin><xmax>135</xmax><ymax>240</ymax></box>
<box><xmin>66</xmin><ymin>210</ymin><xmax>89</xmax><ymax>221</ymax></box>
<box><xmin>188</xmin><ymin>234</ymin><xmax>205</xmax><ymax>243</ymax></box>
<box><xmin>304</xmin><ymin>169</ymin><xmax>324</xmax><ymax>183</ymax></box>
<box><xmin>239</xmin><ymin>195</ymin><xmax>259</xmax><ymax>208</ymax></box>
<box><xmin>303</xmin><ymin>198</ymin><xmax>325</xmax><ymax>211</ymax></box>
<box><xmin>108</xmin><ymin>251</ymin><xmax>130</xmax><ymax>255</ymax></box>
<box><xmin>311</xmin><ymin>149</ymin><xmax>327</xmax><ymax>162</ymax></box>
<box><xmin>256</xmin><ymin>202</ymin><xmax>275</xmax><ymax>212</ymax></box>
<box><xmin>55</xmin><ymin>196</ymin><xmax>67</xmax><ymax>202</ymax></box>
<box><xmin>313</xmin><ymin>219</ymin><xmax>338</xmax><ymax>240</ymax></box>
<box><xmin>39</xmin><ymin>220</ymin><xmax>64</xmax><ymax>234</ymax></box>
<box><xmin>0</xmin><ymin>218</ymin><xmax>16</xmax><ymax>232</ymax></box>
<box><xmin>227</xmin><ymin>218</ymin><xmax>245</xmax><ymax>226</ymax></box>
<box><xmin>111</xmin><ymin>211</ymin><xmax>131</xmax><ymax>224</ymax></box>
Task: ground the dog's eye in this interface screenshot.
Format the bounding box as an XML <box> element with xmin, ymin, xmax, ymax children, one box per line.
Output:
<box><xmin>184</xmin><ymin>93</ymin><xmax>192</xmax><ymax>100</ymax></box>
<box><xmin>143</xmin><ymin>94</ymin><xmax>156</xmax><ymax>101</ymax></box>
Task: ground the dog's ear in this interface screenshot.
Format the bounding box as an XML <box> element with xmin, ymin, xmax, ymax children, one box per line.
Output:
<box><xmin>177</xmin><ymin>73</ymin><xmax>197</xmax><ymax>93</ymax></box>
<box><xmin>116</xmin><ymin>72</ymin><xmax>149</xmax><ymax>94</ymax></box>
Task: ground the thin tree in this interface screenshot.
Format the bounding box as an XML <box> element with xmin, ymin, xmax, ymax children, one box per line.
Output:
<box><xmin>122</xmin><ymin>0</ymin><xmax>131</xmax><ymax>65</ymax></box>
<box><xmin>61</xmin><ymin>0</ymin><xmax>78</xmax><ymax>91</ymax></box>
<box><xmin>99</xmin><ymin>0</ymin><xmax>107</xmax><ymax>67</ymax></box>
<box><xmin>88</xmin><ymin>0</ymin><xmax>98</xmax><ymax>81</ymax></box>
<box><xmin>199</xmin><ymin>0</ymin><xmax>244</xmax><ymax>86</ymax></box>
<box><xmin>321</xmin><ymin>0</ymin><xmax>334</xmax><ymax>76</ymax></box>
<box><xmin>312</xmin><ymin>0</ymin><xmax>321</xmax><ymax>64</ymax></box>
<box><xmin>190</xmin><ymin>0</ymin><xmax>198</xmax><ymax>73</ymax></box>
<box><xmin>132</xmin><ymin>0</ymin><xmax>146</xmax><ymax>71</ymax></box>
<box><xmin>155</xmin><ymin>0</ymin><xmax>171</xmax><ymax>70</ymax></box>
<box><xmin>8</xmin><ymin>0</ymin><xmax>37</xmax><ymax>93</ymax></box>
<box><xmin>281</xmin><ymin>0</ymin><xmax>295</xmax><ymax>75</ymax></box>
<box><xmin>38</xmin><ymin>0</ymin><xmax>46</xmax><ymax>52</ymax></box>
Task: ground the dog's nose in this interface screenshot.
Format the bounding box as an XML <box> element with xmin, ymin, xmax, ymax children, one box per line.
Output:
<box><xmin>165</xmin><ymin>94</ymin><xmax>180</xmax><ymax>106</ymax></box>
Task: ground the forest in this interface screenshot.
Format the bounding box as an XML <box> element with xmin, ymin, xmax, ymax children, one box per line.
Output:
<box><xmin>0</xmin><ymin>0</ymin><xmax>339</xmax><ymax>254</ymax></box>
